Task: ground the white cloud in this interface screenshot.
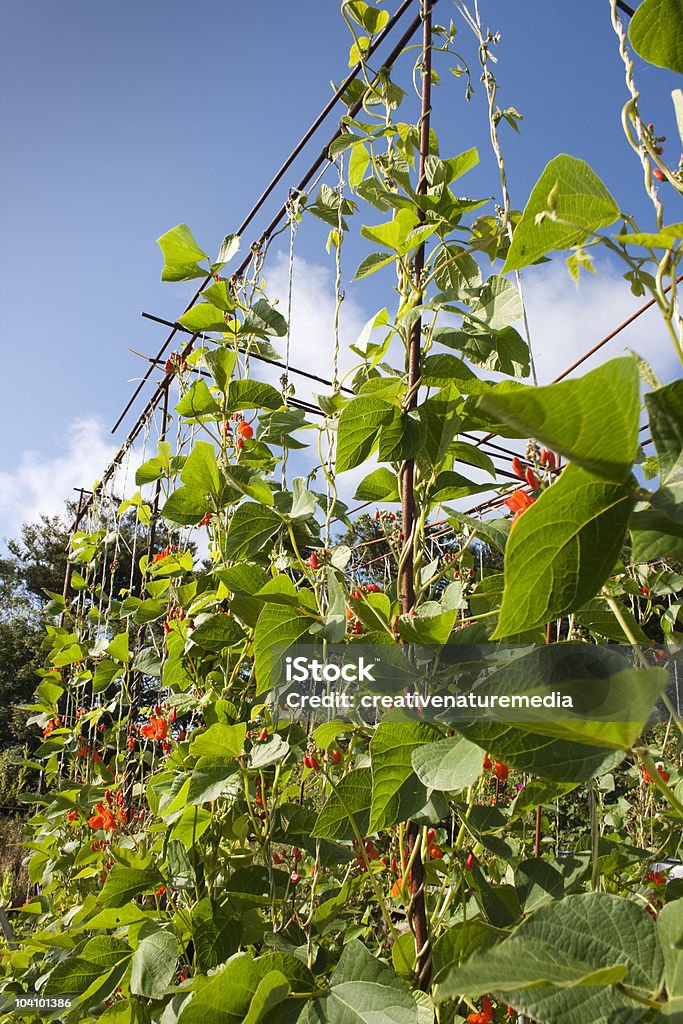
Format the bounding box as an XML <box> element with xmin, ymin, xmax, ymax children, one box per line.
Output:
<box><xmin>261</xmin><ymin>251</ymin><xmax>369</xmax><ymax>403</ymax></box>
<box><xmin>0</xmin><ymin>417</ymin><xmax>117</xmax><ymax>542</ymax></box>
<box><xmin>520</xmin><ymin>262</ymin><xmax>679</xmax><ymax>386</ymax></box>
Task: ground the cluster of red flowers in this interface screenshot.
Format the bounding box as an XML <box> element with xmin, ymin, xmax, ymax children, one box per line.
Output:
<box><xmin>42</xmin><ymin>716</ymin><xmax>61</xmax><ymax>738</ymax></box>
<box><xmin>153</xmin><ymin>544</ymin><xmax>178</xmax><ymax>564</ymax></box>
<box><xmin>141</xmin><ymin>715</ymin><xmax>169</xmax><ymax>742</ymax></box>
<box><xmin>88</xmin><ymin>789</ymin><xmax>128</xmax><ymax>831</ymax></box>
<box><xmin>77</xmin><ymin>744</ymin><xmax>103</xmax><ymax>763</ymax></box>
<box><xmin>503</xmin><ymin>488</ymin><xmax>536</xmax><ymax>528</ymax></box>
<box><xmin>483</xmin><ymin>753</ymin><xmax>509</xmax><ymax>782</ymax></box>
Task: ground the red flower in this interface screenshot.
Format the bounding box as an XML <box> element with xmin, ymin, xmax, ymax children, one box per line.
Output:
<box><xmin>465</xmin><ymin>852</ymin><xmax>475</xmax><ymax>872</ymax></box>
<box><xmin>66</xmin><ymin>810</ymin><xmax>79</xmax><ymax>822</ymax></box>
<box><xmin>511</xmin><ymin>456</ymin><xmax>524</xmax><ymax>478</ymax></box>
<box><xmin>540</xmin><ymin>448</ymin><xmax>556</xmax><ymax>469</ymax></box>
<box><xmin>483</xmin><ymin>752</ymin><xmax>493</xmax><ymax>770</ymax></box>
<box><xmin>307</xmin><ymin>551</ymin><xmax>320</xmax><ymax>570</ymax></box>
<box><xmin>88</xmin><ymin>814</ymin><xmax>104</xmax><ymax>829</ymax></box>
<box><xmin>494</xmin><ymin>761</ymin><xmax>509</xmax><ymax>782</ymax></box>
<box><xmin>429</xmin><ymin>844</ymin><xmax>443</xmax><ymax>859</ymax></box>
<box><xmin>331</xmin><ymin>748</ymin><xmax>342</xmax><ymax>764</ymax></box>
<box><xmin>141</xmin><ymin>716</ymin><xmax>168</xmax><ymax>741</ymax></box>
<box><xmin>237</xmin><ymin>421</ymin><xmax>254</xmax><ymax>440</ymax></box>
<box><xmin>653</xmin><ymin>167</ymin><xmax>665</xmax><ymax>181</ymax></box>
<box><xmin>525</xmin><ymin>466</ymin><xmax>540</xmax><ymax>490</ymax></box>
<box><xmin>197</xmin><ymin>512</ymin><xmax>212</xmax><ymax>527</ymax></box>
<box><xmin>467</xmin><ymin>996</ymin><xmax>494</xmax><ymax>1024</ymax></box>
<box><xmin>155</xmin><ymin>885</ymin><xmax>166</xmax><ymax>897</ymax></box>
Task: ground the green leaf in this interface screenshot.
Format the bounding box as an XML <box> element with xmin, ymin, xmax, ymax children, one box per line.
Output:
<box><xmin>354</xmin><ymin>467</ymin><xmax>400</xmax><ymax>502</ymax></box>
<box><xmin>417</xmin><ymin>386</ymin><xmax>462</xmax><ymax>468</ymax></box>
<box><xmin>106</xmin><ymin>631</ymin><xmax>130</xmax><ymax>664</ymax></box>
<box><xmin>178</xmin><ymin>302</ymin><xmax>229</xmax><ymax>334</ymax></box>
<box><xmin>254</xmin><ymin>605</ymin><xmax>314</xmax><ymax>696</ymax></box>
<box><xmin>176</xmin><ymin>380</ymin><xmax>222</xmax><ymax>421</ymax></box>
<box><xmin>130</xmin><ymin>927</ymin><xmax>179</xmax><ymax>999</ymax></box>
<box><xmin>361</xmin><ymin>208</ymin><xmax>437</xmax><ymax>255</ymax></box>
<box><xmin>629</xmin><ymin>0</ymin><xmax>683</xmax><ymax>73</ymax></box>
<box><xmin>353</xmin><ymin>251</ymin><xmax>395</xmax><ymax>279</ymax></box>
<box><xmin>98</xmin><ymin>866</ymin><xmax>160</xmax><ymax>908</ymax></box>
<box><xmin>177</xmin><ymin>952</ymin><xmax>261</xmax><ymax>1024</ymax></box>
<box><xmin>47</xmin><ymin>936</ymin><xmax>132</xmax><ymax>1004</ymax></box>
<box><xmin>436</xmin><ymin>893</ymin><xmax>663</xmax><ymax>1024</ymax></box>
<box><xmin>575</xmin><ymin>597</ymin><xmax>649</xmax><ymax>642</ymax></box>
<box><xmin>322</xmin><ymin>939</ymin><xmax>419</xmax><ymax>1024</ymax></box>
<box><xmin>187</xmin><ymin>766</ymin><xmax>239</xmax><ymax>805</ymax></box>
<box><xmin>369</xmin><ymin>720</ymin><xmax>440</xmax><ymax>831</ymax></box>
<box><xmin>181</xmin><ymin>440</ymin><xmax>222</xmax><ymax>496</ymax></box>
<box><xmin>336</xmin><ymin>397</ymin><xmax>394</xmax><ymax>472</ymax></box>
<box><xmin>225</xmin><ymin>503</ymin><xmax>281</xmax><ymax>561</ymax></box>
<box><xmin>658</xmin><ymin>902</ymin><xmax>683</xmax><ymax>999</ymax></box>
<box><xmin>477</xmin><ymin>359</ymin><xmax>639</xmax><ymax>482</ymax></box>
<box><xmin>190</xmin><ymin>614</ymin><xmax>244</xmax><ymax>651</ymax></box>
<box><xmin>158</xmin><ymin>224</ymin><xmax>208</xmax><ymax>281</ymax></box>
<box><xmin>503</xmin><ymin>155</ymin><xmax>619</xmax><ymax>272</ymax></box>
<box><xmin>471</xmin><ymin>275</ymin><xmax>523</xmax><ymax>330</ymax></box>
<box><xmin>412</xmin><ymin>736</ymin><xmax>484</xmax><ymax>792</ymax></box>
<box><xmin>645</xmin><ymin>379</ymin><xmax>683</xmax><ymax>519</ymax></box>
<box><xmin>189</xmin><ymin>722</ymin><xmax>247</xmax><ymax>760</ymax></box>
<box><xmin>313</xmin><ymin>767</ymin><xmax>372</xmax><ymax>840</ymax></box>
<box><xmin>493</xmin><ymin>464</ymin><xmax>636</xmax><ymax>638</ymax></box>
<box><xmin>192</xmin><ymin>898</ymin><xmax>242</xmax><ymax>972</ymax></box>
<box><xmin>204</xmin><ymin>346</ymin><xmax>237</xmax><ymax>390</ymax></box>
<box><xmin>216</xmin><ymin>233</ymin><xmax>241</xmax><ymax>265</ymax></box>
<box><xmin>226</xmin><ymin>379</ymin><xmax>283</xmax><ymax>412</ymax></box>
<box><xmin>161</xmin><ymin>484</ymin><xmax>210</xmax><ymax>526</ymax></box>
<box><xmin>136</xmin><ymin>440</ymin><xmax>173</xmax><ymax>485</ymax></box>
<box><xmin>242</xmin><ymin>298</ymin><xmax>288</xmax><ymax>338</ymax></box>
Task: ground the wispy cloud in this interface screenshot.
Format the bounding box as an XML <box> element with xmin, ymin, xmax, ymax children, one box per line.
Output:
<box><xmin>2</xmin><ymin>257</ymin><xmax>674</xmax><ymax>546</ymax></box>
<box><xmin>0</xmin><ymin>417</ymin><xmax>117</xmax><ymax>542</ymax></box>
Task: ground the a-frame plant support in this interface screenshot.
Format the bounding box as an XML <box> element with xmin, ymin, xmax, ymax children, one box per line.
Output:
<box><xmin>401</xmin><ymin>0</ymin><xmax>433</xmax><ymax>990</ymax></box>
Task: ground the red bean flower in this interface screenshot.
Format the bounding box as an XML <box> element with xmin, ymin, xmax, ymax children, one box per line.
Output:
<box><xmin>467</xmin><ymin>995</ymin><xmax>494</xmax><ymax>1024</ymax></box>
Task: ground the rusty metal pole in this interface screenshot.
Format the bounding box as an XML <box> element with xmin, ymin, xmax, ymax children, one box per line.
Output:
<box><xmin>123</xmin><ymin>387</ymin><xmax>170</xmax><ymax>810</ymax></box>
<box><xmin>401</xmin><ymin>0</ymin><xmax>433</xmax><ymax>990</ymax></box>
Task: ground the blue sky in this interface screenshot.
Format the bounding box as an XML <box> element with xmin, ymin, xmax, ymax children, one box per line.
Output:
<box><xmin>0</xmin><ymin>0</ymin><xmax>681</xmax><ymax>538</ymax></box>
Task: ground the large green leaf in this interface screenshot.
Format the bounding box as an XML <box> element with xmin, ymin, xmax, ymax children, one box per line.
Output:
<box><xmin>632</xmin><ymin>379</ymin><xmax>683</xmax><ymax>561</ymax></box>
<box><xmin>189</xmin><ymin>614</ymin><xmax>244</xmax><ymax>651</ymax></box>
<box><xmin>189</xmin><ymin>722</ymin><xmax>247</xmax><ymax>760</ymax></box>
<box><xmin>336</xmin><ymin>398</ymin><xmax>394</xmax><ymax>472</ymax></box>
<box><xmin>158</xmin><ymin>223</ymin><xmax>208</xmax><ymax>282</ymax></box>
<box><xmin>181</xmin><ymin>440</ymin><xmax>222</xmax><ymax>496</ymax></box>
<box><xmin>226</xmin><ymin>379</ymin><xmax>283</xmax><ymax>412</ymax></box>
<box><xmin>361</xmin><ymin>207</ymin><xmax>437</xmax><ymax>255</ymax></box>
<box><xmin>97</xmin><ymin>866</ymin><xmax>160</xmax><ymax>908</ymax></box>
<box><xmin>254</xmin><ymin>600</ymin><xmax>315</xmax><ymax>696</ymax></box>
<box><xmin>313</xmin><ymin>768</ymin><xmax>372</xmax><ymax>841</ymax></box>
<box><xmin>318</xmin><ymin>939</ymin><xmax>418</xmax><ymax>1024</ymax></box>
<box><xmin>178</xmin><ymin>303</ymin><xmax>229</xmax><ymax>334</ymax></box>
<box><xmin>177</xmin><ymin>952</ymin><xmax>260</xmax><ymax>1024</ymax></box>
<box><xmin>176</xmin><ymin>380</ymin><xmax>222</xmax><ymax>421</ymax></box>
<box><xmin>192</xmin><ymin>899</ymin><xmax>242</xmax><ymax>971</ymax></box>
<box><xmin>503</xmin><ymin>155</ymin><xmax>619</xmax><ymax>272</ymax></box>
<box><xmin>225</xmin><ymin>503</ymin><xmax>281</xmax><ymax>561</ymax></box>
<box><xmin>411</xmin><ymin>736</ymin><xmax>484</xmax><ymax>792</ymax></box>
<box><xmin>436</xmin><ymin>893</ymin><xmax>664</xmax><ymax>1024</ymax></box>
<box><xmin>629</xmin><ymin>0</ymin><xmax>683</xmax><ymax>73</ymax></box>
<box><xmin>354</xmin><ymin>467</ymin><xmax>400</xmax><ymax>502</ymax></box>
<box><xmin>369</xmin><ymin>720</ymin><xmax>440</xmax><ymax>831</ymax></box>
<box><xmin>476</xmin><ymin>359</ymin><xmax>639</xmax><ymax>483</ymax></box>
<box><xmin>493</xmin><ymin>464</ymin><xmax>636</xmax><ymax>638</ymax></box>
<box><xmin>130</xmin><ymin>927</ymin><xmax>179</xmax><ymax>999</ymax></box>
